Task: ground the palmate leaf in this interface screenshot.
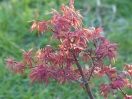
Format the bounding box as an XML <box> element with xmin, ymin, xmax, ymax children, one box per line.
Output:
<box><xmin>100</xmin><ymin>83</ymin><xmax>114</xmax><ymax>99</ymax></box>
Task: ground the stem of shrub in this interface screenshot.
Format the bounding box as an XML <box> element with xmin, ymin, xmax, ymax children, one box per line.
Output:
<box><xmin>71</xmin><ymin>50</ymin><xmax>95</xmax><ymax>99</ymax></box>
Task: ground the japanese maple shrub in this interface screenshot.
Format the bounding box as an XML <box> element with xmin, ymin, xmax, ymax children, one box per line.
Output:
<box><xmin>5</xmin><ymin>0</ymin><xmax>132</xmax><ymax>99</ymax></box>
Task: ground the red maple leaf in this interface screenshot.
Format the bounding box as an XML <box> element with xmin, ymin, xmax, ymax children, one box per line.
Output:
<box><xmin>110</xmin><ymin>77</ymin><xmax>125</xmax><ymax>89</ymax></box>
<box><xmin>22</xmin><ymin>48</ymin><xmax>34</xmax><ymax>68</ymax></box>
<box><xmin>100</xmin><ymin>83</ymin><xmax>114</xmax><ymax>99</ymax></box>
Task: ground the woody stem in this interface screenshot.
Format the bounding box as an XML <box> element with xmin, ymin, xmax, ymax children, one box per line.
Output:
<box><xmin>71</xmin><ymin>50</ymin><xmax>95</xmax><ymax>99</ymax></box>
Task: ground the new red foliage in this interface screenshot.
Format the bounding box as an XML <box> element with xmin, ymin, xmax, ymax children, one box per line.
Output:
<box><xmin>100</xmin><ymin>83</ymin><xmax>114</xmax><ymax>99</ymax></box>
<box><xmin>5</xmin><ymin>0</ymin><xmax>132</xmax><ymax>99</ymax></box>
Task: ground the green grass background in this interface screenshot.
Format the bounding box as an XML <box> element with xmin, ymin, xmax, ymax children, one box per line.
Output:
<box><xmin>0</xmin><ymin>0</ymin><xmax>132</xmax><ymax>99</ymax></box>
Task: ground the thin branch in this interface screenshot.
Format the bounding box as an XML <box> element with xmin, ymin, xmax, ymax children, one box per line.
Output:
<box><xmin>87</xmin><ymin>55</ymin><xmax>95</xmax><ymax>81</ymax></box>
<box><xmin>118</xmin><ymin>88</ymin><xmax>127</xmax><ymax>97</ymax></box>
<box><xmin>88</xmin><ymin>66</ymin><xmax>95</xmax><ymax>81</ymax></box>
<box><xmin>71</xmin><ymin>50</ymin><xmax>95</xmax><ymax>99</ymax></box>
<box><xmin>47</xmin><ymin>26</ymin><xmax>55</xmax><ymax>33</ymax></box>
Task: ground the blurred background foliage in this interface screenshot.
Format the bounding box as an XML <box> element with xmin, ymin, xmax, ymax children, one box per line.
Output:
<box><xmin>0</xmin><ymin>0</ymin><xmax>132</xmax><ymax>99</ymax></box>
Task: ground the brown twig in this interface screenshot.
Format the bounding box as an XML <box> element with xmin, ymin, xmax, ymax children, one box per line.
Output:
<box><xmin>87</xmin><ymin>55</ymin><xmax>95</xmax><ymax>81</ymax></box>
<box><xmin>71</xmin><ymin>50</ymin><xmax>95</xmax><ymax>99</ymax></box>
<box><xmin>118</xmin><ymin>88</ymin><xmax>127</xmax><ymax>97</ymax></box>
